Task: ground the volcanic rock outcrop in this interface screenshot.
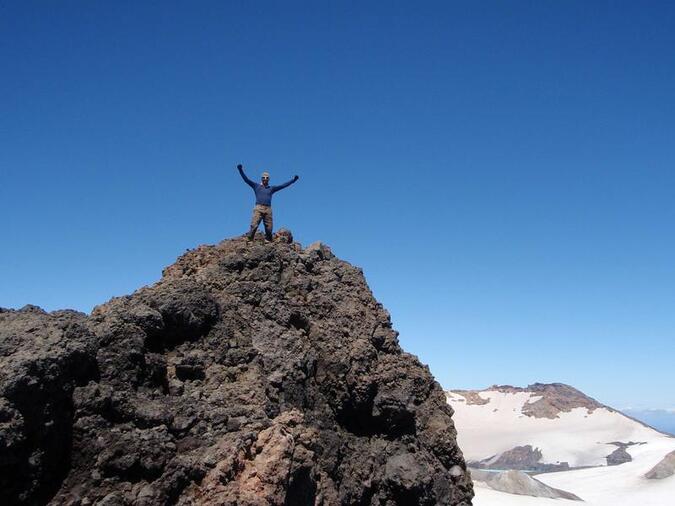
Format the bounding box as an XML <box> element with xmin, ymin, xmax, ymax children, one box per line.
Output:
<box><xmin>645</xmin><ymin>449</ymin><xmax>675</xmax><ymax>479</ymax></box>
<box><xmin>0</xmin><ymin>233</ymin><xmax>473</xmax><ymax>505</ymax></box>
<box><xmin>469</xmin><ymin>469</ymin><xmax>581</xmax><ymax>501</ymax></box>
<box><xmin>471</xmin><ymin>445</ymin><xmax>569</xmax><ymax>473</ymax></box>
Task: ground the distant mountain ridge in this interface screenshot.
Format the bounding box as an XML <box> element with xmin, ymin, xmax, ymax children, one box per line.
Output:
<box><xmin>453</xmin><ymin>383</ymin><xmax>609</xmax><ymax>419</ymax></box>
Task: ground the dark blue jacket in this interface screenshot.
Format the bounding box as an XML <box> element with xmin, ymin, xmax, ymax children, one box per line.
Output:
<box><xmin>238</xmin><ymin>167</ymin><xmax>297</xmax><ymax>206</ymax></box>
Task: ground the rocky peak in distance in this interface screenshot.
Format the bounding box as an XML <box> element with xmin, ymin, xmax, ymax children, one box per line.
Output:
<box><xmin>452</xmin><ymin>383</ymin><xmax>608</xmax><ymax>419</ymax></box>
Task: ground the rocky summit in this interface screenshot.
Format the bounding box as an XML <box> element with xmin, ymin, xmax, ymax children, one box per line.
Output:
<box><xmin>0</xmin><ymin>231</ymin><xmax>473</xmax><ymax>506</ymax></box>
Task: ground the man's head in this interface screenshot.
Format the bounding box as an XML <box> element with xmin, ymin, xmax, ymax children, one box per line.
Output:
<box><xmin>261</xmin><ymin>171</ymin><xmax>270</xmax><ymax>185</ymax></box>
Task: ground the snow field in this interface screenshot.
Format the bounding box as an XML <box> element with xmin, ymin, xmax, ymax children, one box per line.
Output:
<box><xmin>448</xmin><ymin>389</ymin><xmax>675</xmax><ymax>505</ymax></box>
<box><xmin>447</xmin><ymin>390</ymin><xmax>667</xmax><ymax>467</ymax></box>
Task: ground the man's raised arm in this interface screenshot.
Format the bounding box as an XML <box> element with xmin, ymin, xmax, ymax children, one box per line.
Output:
<box><xmin>271</xmin><ymin>175</ymin><xmax>299</xmax><ymax>193</ymax></box>
<box><xmin>237</xmin><ymin>164</ymin><xmax>256</xmax><ymax>188</ymax></box>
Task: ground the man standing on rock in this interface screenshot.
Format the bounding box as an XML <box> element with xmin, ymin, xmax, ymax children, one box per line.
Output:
<box><xmin>237</xmin><ymin>164</ymin><xmax>299</xmax><ymax>241</ymax></box>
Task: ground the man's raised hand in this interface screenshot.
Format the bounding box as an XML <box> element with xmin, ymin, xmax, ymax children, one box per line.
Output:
<box><xmin>293</xmin><ymin>175</ymin><xmax>299</xmax><ymax>182</ymax></box>
<box><xmin>237</xmin><ymin>164</ymin><xmax>243</xmax><ymax>170</ymax></box>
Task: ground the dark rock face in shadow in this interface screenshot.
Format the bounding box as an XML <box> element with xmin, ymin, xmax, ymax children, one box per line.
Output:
<box><xmin>605</xmin><ymin>441</ymin><xmax>647</xmax><ymax>466</ymax></box>
<box><xmin>0</xmin><ymin>307</ymin><xmax>98</xmax><ymax>505</ymax></box>
<box><xmin>605</xmin><ymin>444</ymin><xmax>632</xmax><ymax>466</ymax></box>
<box><xmin>0</xmin><ymin>235</ymin><xmax>473</xmax><ymax>505</ymax></box>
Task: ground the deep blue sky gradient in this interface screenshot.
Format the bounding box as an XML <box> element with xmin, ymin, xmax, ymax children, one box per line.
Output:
<box><xmin>2</xmin><ymin>1</ymin><xmax>674</xmax><ymax>409</ymax></box>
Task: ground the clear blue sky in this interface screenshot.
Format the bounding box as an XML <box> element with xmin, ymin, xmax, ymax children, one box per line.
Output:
<box><xmin>2</xmin><ymin>1</ymin><xmax>674</xmax><ymax>410</ymax></box>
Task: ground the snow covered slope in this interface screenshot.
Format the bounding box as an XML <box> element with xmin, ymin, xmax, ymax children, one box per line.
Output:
<box><xmin>536</xmin><ymin>438</ymin><xmax>675</xmax><ymax>506</ymax></box>
<box><xmin>447</xmin><ymin>383</ymin><xmax>675</xmax><ymax>505</ymax></box>
<box><xmin>447</xmin><ymin>383</ymin><xmax>670</xmax><ymax>468</ymax></box>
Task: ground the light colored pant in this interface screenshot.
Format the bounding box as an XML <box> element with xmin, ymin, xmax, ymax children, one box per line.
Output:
<box><xmin>248</xmin><ymin>204</ymin><xmax>273</xmax><ymax>240</ymax></box>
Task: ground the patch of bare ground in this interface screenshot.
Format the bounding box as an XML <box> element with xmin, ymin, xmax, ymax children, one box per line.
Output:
<box><xmin>450</xmin><ymin>390</ymin><xmax>489</xmax><ymax>405</ymax></box>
